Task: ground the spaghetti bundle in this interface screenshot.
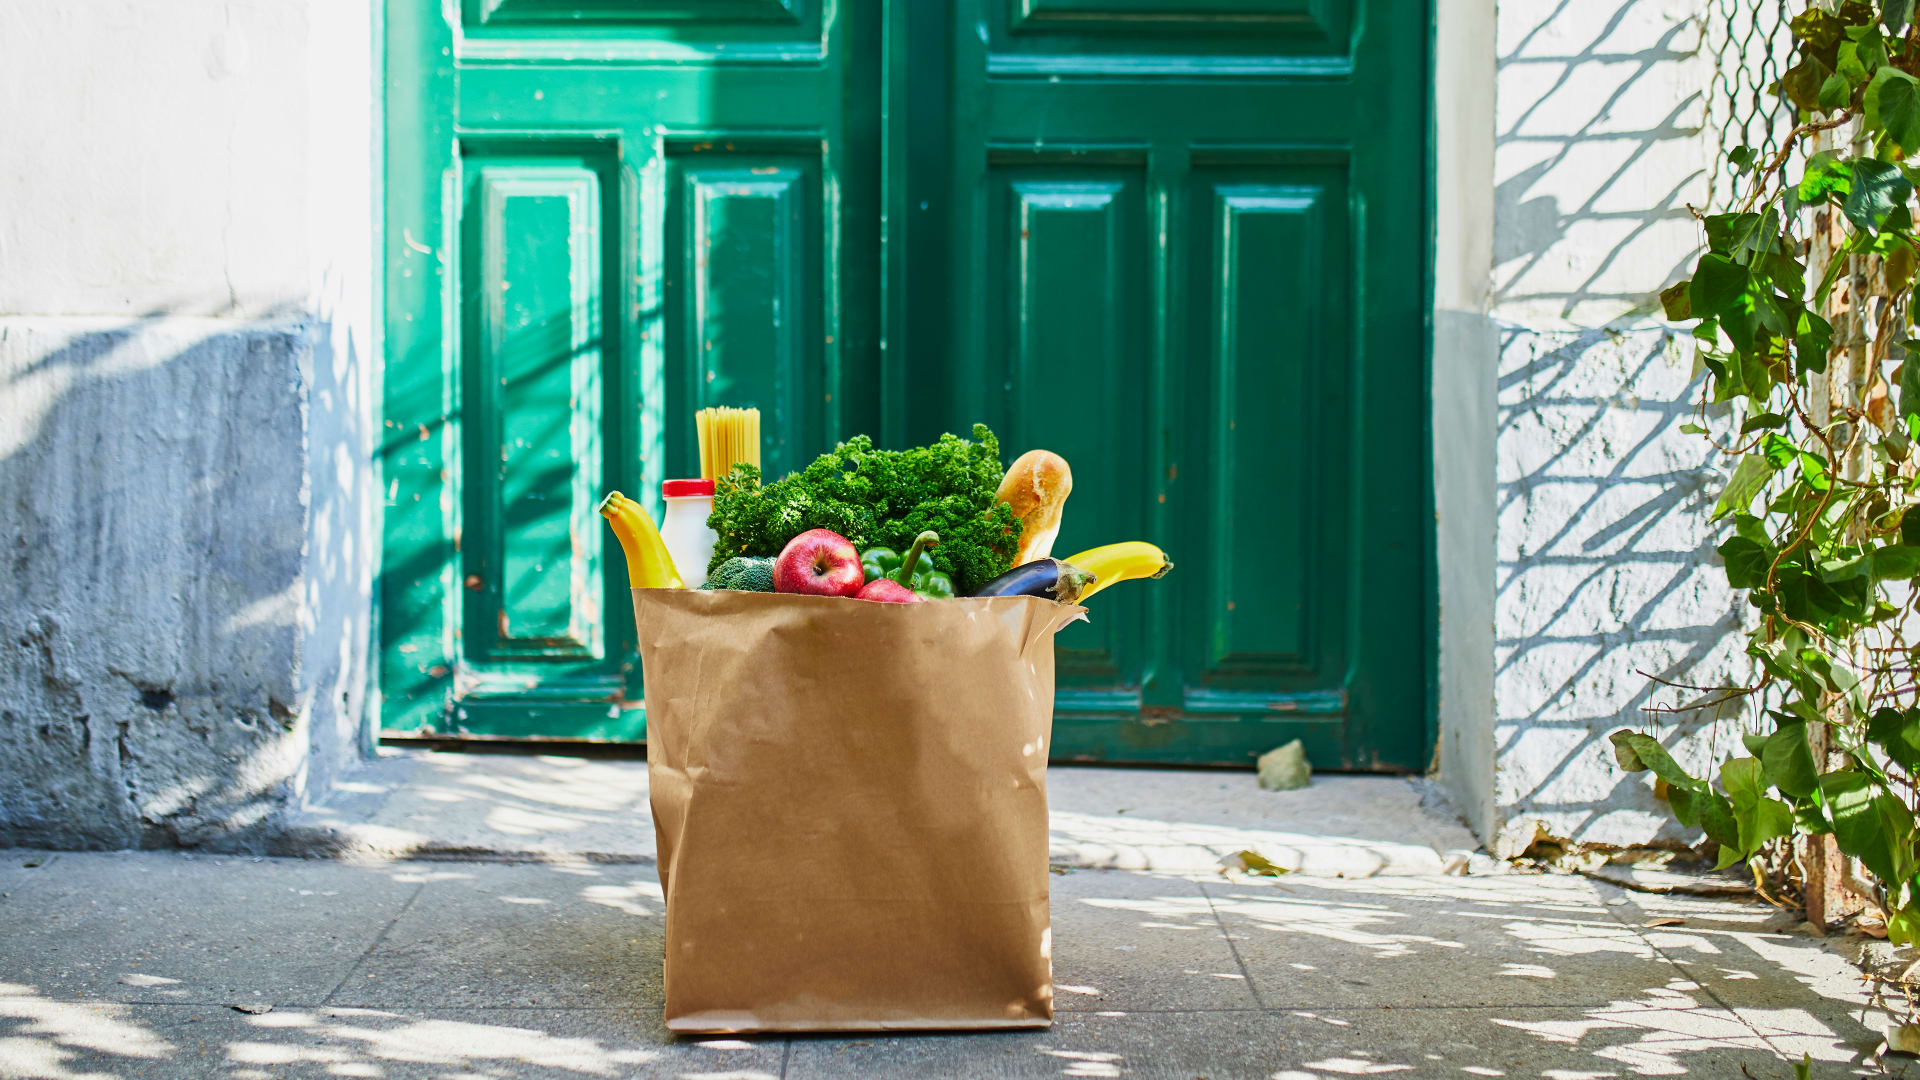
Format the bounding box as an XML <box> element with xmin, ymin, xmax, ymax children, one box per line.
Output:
<box><xmin>696</xmin><ymin>406</ymin><xmax>761</xmax><ymax>481</ymax></box>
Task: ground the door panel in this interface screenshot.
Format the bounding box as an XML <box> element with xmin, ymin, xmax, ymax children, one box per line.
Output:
<box><xmin>383</xmin><ymin>0</ymin><xmax>878</xmax><ymax>739</ymax></box>
<box><xmin>1188</xmin><ymin>169</ymin><xmax>1345</xmax><ymax>686</ymax></box>
<box><xmin>984</xmin><ymin>166</ymin><xmax>1148</xmax><ymax>687</ymax></box>
<box><xmin>666</xmin><ymin>150</ymin><xmax>824</xmax><ymax>483</ymax></box>
<box><xmin>918</xmin><ymin>0</ymin><xmax>1428</xmax><ymax>768</ymax></box>
<box><xmin>461</xmin><ymin>158</ymin><xmax>607</xmax><ymax>666</ymax></box>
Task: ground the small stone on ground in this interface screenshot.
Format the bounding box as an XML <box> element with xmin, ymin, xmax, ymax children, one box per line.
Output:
<box><xmin>1256</xmin><ymin>738</ymin><xmax>1311</xmax><ymax>790</ymax></box>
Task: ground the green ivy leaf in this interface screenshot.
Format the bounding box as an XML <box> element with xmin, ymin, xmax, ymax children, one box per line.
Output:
<box><xmin>1762</xmin><ymin>720</ymin><xmax>1819</xmax><ymax>797</ymax></box>
<box><xmin>1840</xmin><ymin>38</ymin><xmax>1872</xmax><ymax>84</ymax></box>
<box><xmin>1668</xmin><ymin>782</ymin><xmax>1701</xmax><ymax>828</ymax></box>
<box><xmin>1792</xmin><ymin>8</ymin><xmax>1846</xmax><ymax>56</ymax></box>
<box><xmin>1706</xmin><ymin>210</ymin><xmax>1782</xmax><ymax>264</ymax></box>
<box><xmin>1739</xmin><ymin>412</ymin><xmax>1789</xmax><ymax>433</ymax></box>
<box><xmin>1822</xmin><ymin>770</ymin><xmax>1896</xmax><ymax>882</ymax></box>
<box><xmin>1780</xmin><ymin>569</ymin><xmax>1850</xmax><ymax>625</ymax></box>
<box><xmin>1722</xmin><ymin>756</ymin><xmax>1793</xmax><ymax>854</ymax></box>
<box><xmin>1887</xmin><ymin>0</ymin><xmax>1915</xmax><ymax>35</ymax></box>
<box><xmin>1609</xmin><ymin>731</ymin><xmax>1705</xmax><ymax>791</ymax></box>
<box><xmin>1873</xmin><ymin>544</ymin><xmax>1920</xmax><ymax>581</ymax></box>
<box><xmin>1870</xmin><ymin>706</ymin><xmax>1920</xmax><ymax>771</ymax></box>
<box><xmin>1797</xmin><ymin>310</ymin><xmax>1834</xmax><ymax>374</ymax></box>
<box><xmin>1822</xmin><ymin>71</ymin><xmax>1857</xmax><ymax>111</ymax></box>
<box><xmin>1763</xmin><ymin>251</ymin><xmax>1808</xmax><ymax>299</ymax></box>
<box><xmin>1797</xmin><ymin>151</ymin><xmax>1854</xmax><ymax>203</ymax></box>
<box><xmin>1718</xmin><ymin>535</ymin><xmax>1772</xmax><ymax>589</ymax></box>
<box><xmin>1696</xmin><ymin>789</ymin><xmax>1744</xmax><ymax>856</ymax></box>
<box><xmin>1761</xmin><ymin>432</ymin><xmax>1797</xmax><ymax>469</ymax></box>
<box><xmin>1891</xmin><ymin>241</ymin><xmax>1918</xmax><ymax>293</ymax></box>
<box><xmin>1798</xmin><ymin>450</ymin><xmax>1833</xmax><ymax>492</ymax></box>
<box><xmin>1878</xmin><ymin>793</ymin><xmax>1917</xmax><ymax>883</ymax></box>
<box><xmin>1660</xmin><ymin>280</ymin><xmax>1691</xmax><ymax>321</ymax></box>
<box><xmin>1890</xmin><ymin>908</ymin><xmax>1920</xmax><ymax>946</ymax></box>
<box><xmin>1869</xmin><ymin>67</ymin><xmax>1920</xmax><ymax>152</ymax></box>
<box><xmin>1845</xmin><ymin>158</ymin><xmax>1915</xmax><ymax>233</ymax></box>
<box><xmin>1713</xmin><ymin>455</ymin><xmax>1777</xmax><ymax>521</ymax></box>
<box><xmin>1690</xmin><ymin>254</ymin><xmax>1749</xmax><ymax>316</ymax></box>
<box><xmin>1783</xmin><ymin>55</ymin><xmax>1839</xmax><ymax>111</ymax></box>
<box><xmin>1902</xmin><ymin>351</ymin><xmax>1920</xmax><ymax>421</ymax></box>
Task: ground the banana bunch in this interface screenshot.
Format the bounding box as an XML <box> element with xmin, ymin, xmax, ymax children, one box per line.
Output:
<box><xmin>1061</xmin><ymin>541</ymin><xmax>1173</xmax><ymax>602</ymax></box>
<box><xmin>599</xmin><ymin>492</ymin><xmax>684</xmax><ymax>590</ymax></box>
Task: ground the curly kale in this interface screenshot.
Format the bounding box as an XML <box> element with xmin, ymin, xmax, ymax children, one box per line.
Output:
<box><xmin>704</xmin><ymin>424</ymin><xmax>1023</xmax><ymax>594</ymax></box>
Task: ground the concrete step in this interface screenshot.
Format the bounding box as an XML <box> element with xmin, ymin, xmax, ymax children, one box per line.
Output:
<box><xmin>278</xmin><ymin>748</ymin><xmax>1483</xmax><ymax>877</ymax></box>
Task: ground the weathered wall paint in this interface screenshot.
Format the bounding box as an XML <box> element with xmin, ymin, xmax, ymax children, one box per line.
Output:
<box><xmin>1434</xmin><ymin>0</ymin><xmax>1500</xmax><ymax>841</ymax></box>
<box><xmin>0</xmin><ymin>0</ymin><xmax>375</xmax><ymax>848</ymax></box>
<box><xmin>1486</xmin><ymin>0</ymin><xmax>1746</xmax><ymax>852</ymax></box>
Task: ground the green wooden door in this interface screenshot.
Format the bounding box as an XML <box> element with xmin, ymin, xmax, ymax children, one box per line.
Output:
<box><xmin>890</xmin><ymin>0</ymin><xmax>1430</xmax><ymax>769</ymax></box>
<box><xmin>381</xmin><ymin>0</ymin><xmax>880</xmax><ymax>738</ymax></box>
<box><xmin>383</xmin><ymin>0</ymin><xmax>1430</xmax><ymax>769</ymax></box>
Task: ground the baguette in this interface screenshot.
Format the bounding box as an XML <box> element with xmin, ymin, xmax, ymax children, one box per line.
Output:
<box><xmin>995</xmin><ymin>450</ymin><xmax>1073</xmax><ymax>565</ymax></box>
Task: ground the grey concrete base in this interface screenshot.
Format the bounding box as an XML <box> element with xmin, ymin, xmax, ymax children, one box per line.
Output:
<box><xmin>0</xmin><ymin>316</ymin><xmax>370</xmax><ymax>853</ymax></box>
<box><xmin>0</xmin><ymin>849</ymin><xmax>1893</xmax><ymax>1078</ymax></box>
<box><xmin>278</xmin><ymin>749</ymin><xmax>1482</xmax><ymax>876</ymax></box>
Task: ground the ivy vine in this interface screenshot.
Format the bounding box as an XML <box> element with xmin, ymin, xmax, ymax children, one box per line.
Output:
<box><xmin>1616</xmin><ymin>0</ymin><xmax>1920</xmax><ymax>940</ymax></box>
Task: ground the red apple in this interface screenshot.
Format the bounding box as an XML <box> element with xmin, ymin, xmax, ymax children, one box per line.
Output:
<box><xmin>773</xmin><ymin>528</ymin><xmax>865</xmax><ymax>597</ymax></box>
<box><xmin>856</xmin><ymin>578</ymin><xmax>923</xmax><ymax>604</ymax></box>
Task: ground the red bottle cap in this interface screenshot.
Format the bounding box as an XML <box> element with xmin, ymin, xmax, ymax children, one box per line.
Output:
<box><xmin>662</xmin><ymin>478</ymin><xmax>715</xmax><ymax>498</ymax></box>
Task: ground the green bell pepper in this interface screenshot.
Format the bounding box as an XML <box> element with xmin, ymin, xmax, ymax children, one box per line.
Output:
<box><xmin>859</xmin><ymin>530</ymin><xmax>956</xmax><ymax>599</ymax></box>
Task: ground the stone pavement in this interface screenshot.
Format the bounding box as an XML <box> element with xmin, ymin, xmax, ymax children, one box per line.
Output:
<box><xmin>1</xmin><ymin>751</ymin><xmax>1909</xmax><ymax>1077</ymax></box>
<box><xmin>279</xmin><ymin>749</ymin><xmax>1479</xmax><ymax>876</ymax></box>
<box><xmin>0</xmin><ymin>847</ymin><xmax>1907</xmax><ymax>1079</ymax></box>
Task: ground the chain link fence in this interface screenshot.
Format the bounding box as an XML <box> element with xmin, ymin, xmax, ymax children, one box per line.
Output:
<box><xmin>1704</xmin><ymin>0</ymin><xmax>1803</xmax><ymax>208</ymax></box>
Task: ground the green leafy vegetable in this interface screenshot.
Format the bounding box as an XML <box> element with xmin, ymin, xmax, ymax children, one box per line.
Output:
<box><xmin>705</xmin><ymin>425</ymin><xmax>1022</xmax><ymax>594</ymax></box>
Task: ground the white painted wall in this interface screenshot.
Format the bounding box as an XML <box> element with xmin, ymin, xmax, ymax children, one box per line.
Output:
<box><xmin>1485</xmin><ymin>0</ymin><xmax>1748</xmax><ymax>852</ymax></box>
<box><xmin>0</xmin><ymin>0</ymin><xmax>375</xmax><ymax>847</ymax></box>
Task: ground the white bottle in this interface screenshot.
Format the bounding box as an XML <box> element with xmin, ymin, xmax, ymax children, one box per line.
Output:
<box><xmin>659</xmin><ymin>479</ymin><xmax>718</xmax><ymax>589</ymax></box>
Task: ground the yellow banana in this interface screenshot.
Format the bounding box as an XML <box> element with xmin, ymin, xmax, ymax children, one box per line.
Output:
<box><xmin>598</xmin><ymin>491</ymin><xmax>684</xmax><ymax>589</ymax></box>
<box><xmin>1061</xmin><ymin>541</ymin><xmax>1172</xmax><ymax>602</ymax></box>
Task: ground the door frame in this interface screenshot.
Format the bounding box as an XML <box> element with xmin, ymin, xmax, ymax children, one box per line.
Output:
<box><xmin>373</xmin><ymin>0</ymin><xmax>1447</xmax><ymax>771</ymax></box>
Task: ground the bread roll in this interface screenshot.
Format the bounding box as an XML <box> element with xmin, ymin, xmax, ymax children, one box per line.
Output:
<box><xmin>995</xmin><ymin>450</ymin><xmax>1073</xmax><ymax>564</ymax></box>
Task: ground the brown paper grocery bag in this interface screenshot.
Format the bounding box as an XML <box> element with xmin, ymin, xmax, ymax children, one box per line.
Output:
<box><xmin>634</xmin><ymin>587</ymin><xmax>1085</xmax><ymax>1033</ymax></box>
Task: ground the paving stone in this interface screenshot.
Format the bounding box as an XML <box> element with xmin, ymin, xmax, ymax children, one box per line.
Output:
<box><xmin>784</xmin><ymin>1005</ymin><xmax>1795</xmax><ymax>1079</ymax></box>
<box><xmin>1600</xmin><ymin>888</ymin><xmax>1897</xmax><ymax>1068</ymax></box>
<box><xmin>0</xmin><ymin>851</ymin><xmax>416</xmax><ymax>1006</ymax></box>
<box><xmin>0</xmin><ymin>849</ymin><xmax>55</xmax><ymax>899</ymax></box>
<box><xmin>1205</xmin><ymin>873</ymin><xmax>1703</xmax><ymax>1009</ymax></box>
<box><xmin>328</xmin><ymin>862</ymin><xmax>666</xmax><ymax>1011</ymax></box>
<box><xmin>1046</xmin><ymin>869</ymin><xmax>1258</xmax><ymax>1012</ymax></box>
<box><xmin>0</xmin><ymin>851</ymin><xmax>1885</xmax><ymax>1078</ymax></box>
<box><xmin>282</xmin><ymin>749</ymin><xmax>660</xmax><ymax>862</ymax></box>
<box><xmin>0</xmin><ymin>999</ymin><xmax>782</xmax><ymax>1080</ymax></box>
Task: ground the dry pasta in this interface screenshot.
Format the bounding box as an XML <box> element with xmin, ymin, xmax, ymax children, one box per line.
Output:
<box><xmin>696</xmin><ymin>406</ymin><xmax>761</xmax><ymax>481</ymax></box>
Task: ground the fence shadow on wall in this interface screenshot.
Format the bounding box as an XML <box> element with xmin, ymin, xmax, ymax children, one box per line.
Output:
<box><xmin>1494</xmin><ymin>0</ymin><xmax>1707</xmax><ymax>323</ymax></box>
<box><xmin>1494</xmin><ymin>326</ymin><xmax>1749</xmax><ymax>845</ymax></box>
<box><xmin>1488</xmin><ymin>1</ymin><xmax>1760</xmax><ymax>845</ymax></box>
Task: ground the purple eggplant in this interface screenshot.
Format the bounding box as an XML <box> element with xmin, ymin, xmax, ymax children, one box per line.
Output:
<box><xmin>971</xmin><ymin>558</ymin><xmax>1096</xmax><ymax>603</ymax></box>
